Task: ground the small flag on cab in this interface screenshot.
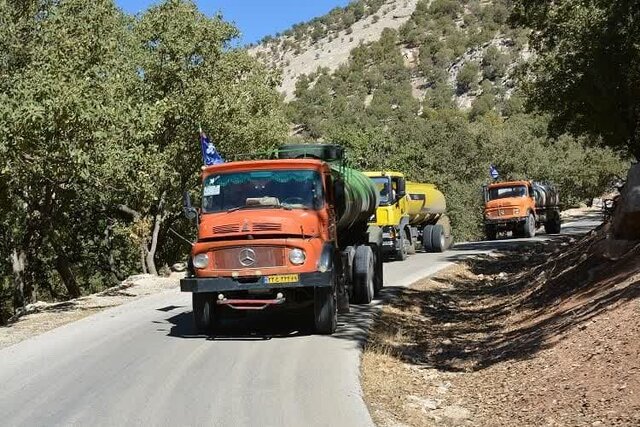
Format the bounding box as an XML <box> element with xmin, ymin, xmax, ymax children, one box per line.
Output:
<box><xmin>199</xmin><ymin>127</ymin><xmax>224</xmax><ymax>166</ymax></box>
<box><xmin>489</xmin><ymin>164</ymin><xmax>499</xmax><ymax>180</ymax></box>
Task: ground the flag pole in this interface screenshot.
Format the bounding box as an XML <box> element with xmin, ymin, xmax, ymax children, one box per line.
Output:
<box><xmin>198</xmin><ymin>125</ymin><xmax>206</xmax><ymax>166</ymax></box>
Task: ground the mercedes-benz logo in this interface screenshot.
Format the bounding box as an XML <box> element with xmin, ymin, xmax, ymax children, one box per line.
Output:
<box><xmin>238</xmin><ymin>248</ymin><xmax>257</xmax><ymax>267</ymax></box>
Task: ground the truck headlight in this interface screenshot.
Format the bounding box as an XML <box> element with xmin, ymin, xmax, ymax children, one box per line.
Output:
<box><xmin>193</xmin><ymin>253</ymin><xmax>209</xmax><ymax>269</ymax></box>
<box><xmin>289</xmin><ymin>248</ymin><xmax>306</xmax><ymax>265</ymax></box>
<box><xmin>514</xmin><ymin>208</ymin><xmax>520</xmax><ymax>215</ymax></box>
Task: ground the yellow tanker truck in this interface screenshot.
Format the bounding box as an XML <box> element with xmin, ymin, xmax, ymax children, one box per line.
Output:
<box><xmin>364</xmin><ymin>171</ymin><xmax>452</xmax><ymax>260</ymax></box>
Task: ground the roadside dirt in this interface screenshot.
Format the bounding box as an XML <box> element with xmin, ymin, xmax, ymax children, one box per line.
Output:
<box><xmin>0</xmin><ymin>274</ymin><xmax>181</xmax><ymax>350</ymax></box>
<box><xmin>362</xmin><ymin>225</ymin><xmax>640</xmax><ymax>426</ymax></box>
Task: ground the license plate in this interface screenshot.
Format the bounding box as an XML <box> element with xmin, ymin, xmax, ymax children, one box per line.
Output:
<box><xmin>383</xmin><ymin>241</ymin><xmax>394</xmax><ymax>246</ymax></box>
<box><xmin>265</xmin><ymin>274</ymin><xmax>299</xmax><ymax>284</ymax></box>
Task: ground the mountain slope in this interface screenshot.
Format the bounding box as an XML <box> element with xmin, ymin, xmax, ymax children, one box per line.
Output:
<box><xmin>250</xmin><ymin>0</ymin><xmax>419</xmax><ymax>100</ymax></box>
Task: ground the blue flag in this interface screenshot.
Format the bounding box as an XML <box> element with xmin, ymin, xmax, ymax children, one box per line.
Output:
<box><xmin>199</xmin><ymin>129</ymin><xmax>224</xmax><ymax>166</ymax></box>
<box><xmin>489</xmin><ymin>164</ymin><xmax>499</xmax><ymax>180</ymax></box>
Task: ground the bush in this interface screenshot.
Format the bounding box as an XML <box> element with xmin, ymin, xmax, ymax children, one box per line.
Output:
<box><xmin>457</xmin><ymin>62</ymin><xmax>480</xmax><ymax>93</ymax></box>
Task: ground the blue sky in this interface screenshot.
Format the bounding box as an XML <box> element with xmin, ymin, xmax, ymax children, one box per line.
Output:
<box><xmin>116</xmin><ymin>0</ymin><xmax>350</xmax><ymax>45</ymax></box>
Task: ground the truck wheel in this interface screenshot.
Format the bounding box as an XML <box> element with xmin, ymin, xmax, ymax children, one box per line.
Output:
<box><xmin>405</xmin><ymin>229</ymin><xmax>416</xmax><ymax>255</ymax></box>
<box><xmin>485</xmin><ymin>225</ymin><xmax>497</xmax><ymax>241</ymax></box>
<box><xmin>431</xmin><ymin>224</ymin><xmax>446</xmax><ymax>252</ymax></box>
<box><xmin>372</xmin><ymin>244</ymin><xmax>384</xmax><ymax>294</ymax></box>
<box><xmin>353</xmin><ymin>245</ymin><xmax>375</xmax><ymax>304</ymax></box>
<box><xmin>422</xmin><ymin>225</ymin><xmax>434</xmax><ymax>252</ymax></box>
<box><xmin>524</xmin><ymin>213</ymin><xmax>536</xmax><ymax>238</ymax></box>
<box><xmin>544</xmin><ymin>212</ymin><xmax>562</xmax><ymax>234</ymax></box>
<box><xmin>192</xmin><ymin>293</ymin><xmax>216</xmax><ymax>334</ymax></box>
<box><xmin>314</xmin><ymin>285</ymin><xmax>337</xmax><ymax>334</ymax></box>
<box><xmin>394</xmin><ymin>232</ymin><xmax>408</xmax><ymax>261</ymax></box>
<box><xmin>343</xmin><ymin>246</ymin><xmax>356</xmax><ymax>286</ymax></box>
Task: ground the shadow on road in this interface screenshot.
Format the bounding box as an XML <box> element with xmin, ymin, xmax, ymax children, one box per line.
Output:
<box><xmin>162</xmin><ymin>295</ymin><xmax>407</xmax><ymax>344</ymax></box>
<box><xmin>164</xmin><ymin>308</ymin><xmax>315</xmax><ymax>341</ymax></box>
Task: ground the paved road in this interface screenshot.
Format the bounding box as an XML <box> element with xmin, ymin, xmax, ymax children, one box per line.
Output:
<box><xmin>0</xmin><ymin>215</ymin><xmax>600</xmax><ymax>427</ymax></box>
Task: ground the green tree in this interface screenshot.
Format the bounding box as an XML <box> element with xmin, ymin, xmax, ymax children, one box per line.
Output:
<box><xmin>0</xmin><ymin>0</ymin><xmax>286</xmax><ymax>320</ymax></box>
<box><xmin>457</xmin><ymin>62</ymin><xmax>480</xmax><ymax>94</ymax></box>
<box><xmin>514</xmin><ymin>0</ymin><xmax>640</xmax><ymax>158</ymax></box>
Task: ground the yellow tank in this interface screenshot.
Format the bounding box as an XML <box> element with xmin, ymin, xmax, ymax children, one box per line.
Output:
<box><xmin>406</xmin><ymin>181</ymin><xmax>446</xmax><ymax>226</ymax></box>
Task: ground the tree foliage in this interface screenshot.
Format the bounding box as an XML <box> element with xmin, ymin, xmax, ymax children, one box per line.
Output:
<box><xmin>514</xmin><ymin>0</ymin><xmax>640</xmax><ymax>158</ymax></box>
<box><xmin>0</xmin><ymin>0</ymin><xmax>287</xmax><ymax>322</ymax></box>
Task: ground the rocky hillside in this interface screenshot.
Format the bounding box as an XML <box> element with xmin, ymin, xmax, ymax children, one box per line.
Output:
<box><xmin>250</xmin><ymin>0</ymin><xmax>419</xmax><ymax>100</ymax></box>
<box><xmin>251</xmin><ymin>0</ymin><xmax>529</xmax><ymax>110</ymax></box>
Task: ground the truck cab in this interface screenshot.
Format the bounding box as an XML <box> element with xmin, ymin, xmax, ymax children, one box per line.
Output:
<box><xmin>363</xmin><ymin>171</ymin><xmax>412</xmax><ymax>260</ymax></box>
<box><xmin>364</xmin><ymin>171</ymin><xmax>451</xmax><ymax>258</ymax></box>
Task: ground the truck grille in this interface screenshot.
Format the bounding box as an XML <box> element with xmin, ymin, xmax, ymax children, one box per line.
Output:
<box><xmin>252</xmin><ymin>222</ymin><xmax>282</xmax><ymax>232</ymax></box>
<box><xmin>213</xmin><ymin>246</ymin><xmax>285</xmax><ymax>270</ymax></box>
<box><xmin>212</xmin><ymin>223</ymin><xmax>239</xmax><ymax>234</ymax></box>
<box><xmin>212</xmin><ymin>222</ymin><xmax>282</xmax><ymax>234</ymax></box>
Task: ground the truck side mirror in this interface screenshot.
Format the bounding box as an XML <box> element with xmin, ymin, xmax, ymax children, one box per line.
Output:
<box><xmin>396</xmin><ymin>179</ymin><xmax>406</xmax><ymax>198</ymax></box>
<box><xmin>183</xmin><ymin>191</ymin><xmax>198</xmax><ymax>221</ymax></box>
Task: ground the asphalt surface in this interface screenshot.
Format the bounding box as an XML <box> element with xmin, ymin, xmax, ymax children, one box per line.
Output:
<box><xmin>0</xmin><ymin>214</ymin><xmax>601</xmax><ymax>427</ymax></box>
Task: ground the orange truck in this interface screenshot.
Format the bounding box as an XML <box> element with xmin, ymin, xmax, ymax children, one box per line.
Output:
<box><xmin>180</xmin><ymin>144</ymin><xmax>383</xmax><ymax>335</ymax></box>
<box><xmin>483</xmin><ymin>180</ymin><xmax>561</xmax><ymax>240</ymax></box>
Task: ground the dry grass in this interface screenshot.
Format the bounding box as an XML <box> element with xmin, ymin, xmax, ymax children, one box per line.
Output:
<box><xmin>362</xmin><ymin>227</ymin><xmax>640</xmax><ymax>426</ymax></box>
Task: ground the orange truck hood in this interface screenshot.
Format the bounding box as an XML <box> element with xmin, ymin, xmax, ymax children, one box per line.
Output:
<box><xmin>485</xmin><ymin>198</ymin><xmax>526</xmax><ymax>210</ymax></box>
<box><xmin>198</xmin><ymin>208</ymin><xmax>327</xmax><ymax>241</ymax></box>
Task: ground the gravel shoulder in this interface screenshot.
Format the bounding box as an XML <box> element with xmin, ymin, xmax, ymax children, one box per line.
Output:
<box><xmin>0</xmin><ymin>274</ymin><xmax>181</xmax><ymax>350</ymax></box>
<box><xmin>362</xmin><ymin>223</ymin><xmax>640</xmax><ymax>426</ymax></box>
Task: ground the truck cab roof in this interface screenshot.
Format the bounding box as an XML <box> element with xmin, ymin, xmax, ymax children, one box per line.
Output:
<box><xmin>363</xmin><ymin>171</ymin><xmax>405</xmax><ymax>178</ymax></box>
<box><xmin>202</xmin><ymin>158</ymin><xmax>329</xmax><ymax>176</ymax></box>
<box><xmin>488</xmin><ymin>180</ymin><xmax>531</xmax><ymax>188</ymax></box>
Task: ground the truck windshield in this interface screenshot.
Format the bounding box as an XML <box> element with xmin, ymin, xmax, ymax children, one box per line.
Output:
<box><xmin>371</xmin><ymin>177</ymin><xmax>392</xmax><ymax>205</ymax></box>
<box><xmin>488</xmin><ymin>185</ymin><xmax>527</xmax><ymax>200</ymax></box>
<box><xmin>202</xmin><ymin>170</ymin><xmax>324</xmax><ymax>213</ymax></box>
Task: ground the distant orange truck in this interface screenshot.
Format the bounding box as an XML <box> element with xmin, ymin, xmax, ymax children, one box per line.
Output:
<box><xmin>483</xmin><ymin>180</ymin><xmax>561</xmax><ymax>240</ymax></box>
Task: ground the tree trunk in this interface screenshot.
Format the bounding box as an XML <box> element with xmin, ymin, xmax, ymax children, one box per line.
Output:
<box><xmin>145</xmin><ymin>192</ymin><xmax>167</xmax><ymax>276</ymax></box>
<box><xmin>104</xmin><ymin>223</ymin><xmax>124</xmax><ymax>281</ymax></box>
<box><xmin>55</xmin><ymin>255</ymin><xmax>82</xmax><ymax>298</ymax></box>
<box><xmin>11</xmin><ymin>248</ymin><xmax>28</xmax><ymax>310</ymax></box>
<box><xmin>140</xmin><ymin>245</ymin><xmax>148</xmax><ymax>274</ymax></box>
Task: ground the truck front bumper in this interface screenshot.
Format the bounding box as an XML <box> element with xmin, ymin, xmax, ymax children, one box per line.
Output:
<box><xmin>381</xmin><ymin>227</ymin><xmax>400</xmax><ymax>254</ymax></box>
<box><xmin>180</xmin><ymin>271</ymin><xmax>332</xmax><ymax>293</ymax></box>
<box><xmin>484</xmin><ymin>217</ymin><xmax>525</xmax><ymax>228</ymax></box>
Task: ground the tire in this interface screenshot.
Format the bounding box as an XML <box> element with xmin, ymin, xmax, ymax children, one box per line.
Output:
<box><xmin>523</xmin><ymin>213</ymin><xmax>536</xmax><ymax>238</ymax></box>
<box><xmin>422</xmin><ymin>224</ymin><xmax>434</xmax><ymax>252</ymax></box>
<box><xmin>192</xmin><ymin>293</ymin><xmax>216</xmax><ymax>334</ymax></box>
<box><xmin>314</xmin><ymin>285</ymin><xmax>337</xmax><ymax>334</ymax></box>
<box><xmin>394</xmin><ymin>230</ymin><xmax>408</xmax><ymax>261</ymax></box>
<box><xmin>343</xmin><ymin>246</ymin><xmax>356</xmax><ymax>285</ymax></box>
<box><xmin>431</xmin><ymin>224</ymin><xmax>446</xmax><ymax>252</ymax></box>
<box><xmin>405</xmin><ymin>229</ymin><xmax>416</xmax><ymax>255</ymax></box>
<box><xmin>544</xmin><ymin>212</ymin><xmax>562</xmax><ymax>234</ymax></box>
<box><xmin>353</xmin><ymin>245</ymin><xmax>375</xmax><ymax>304</ymax></box>
<box><xmin>485</xmin><ymin>225</ymin><xmax>497</xmax><ymax>241</ymax></box>
<box><xmin>372</xmin><ymin>244</ymin><xmax>384</xmax><ymax>294</ymax></box>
